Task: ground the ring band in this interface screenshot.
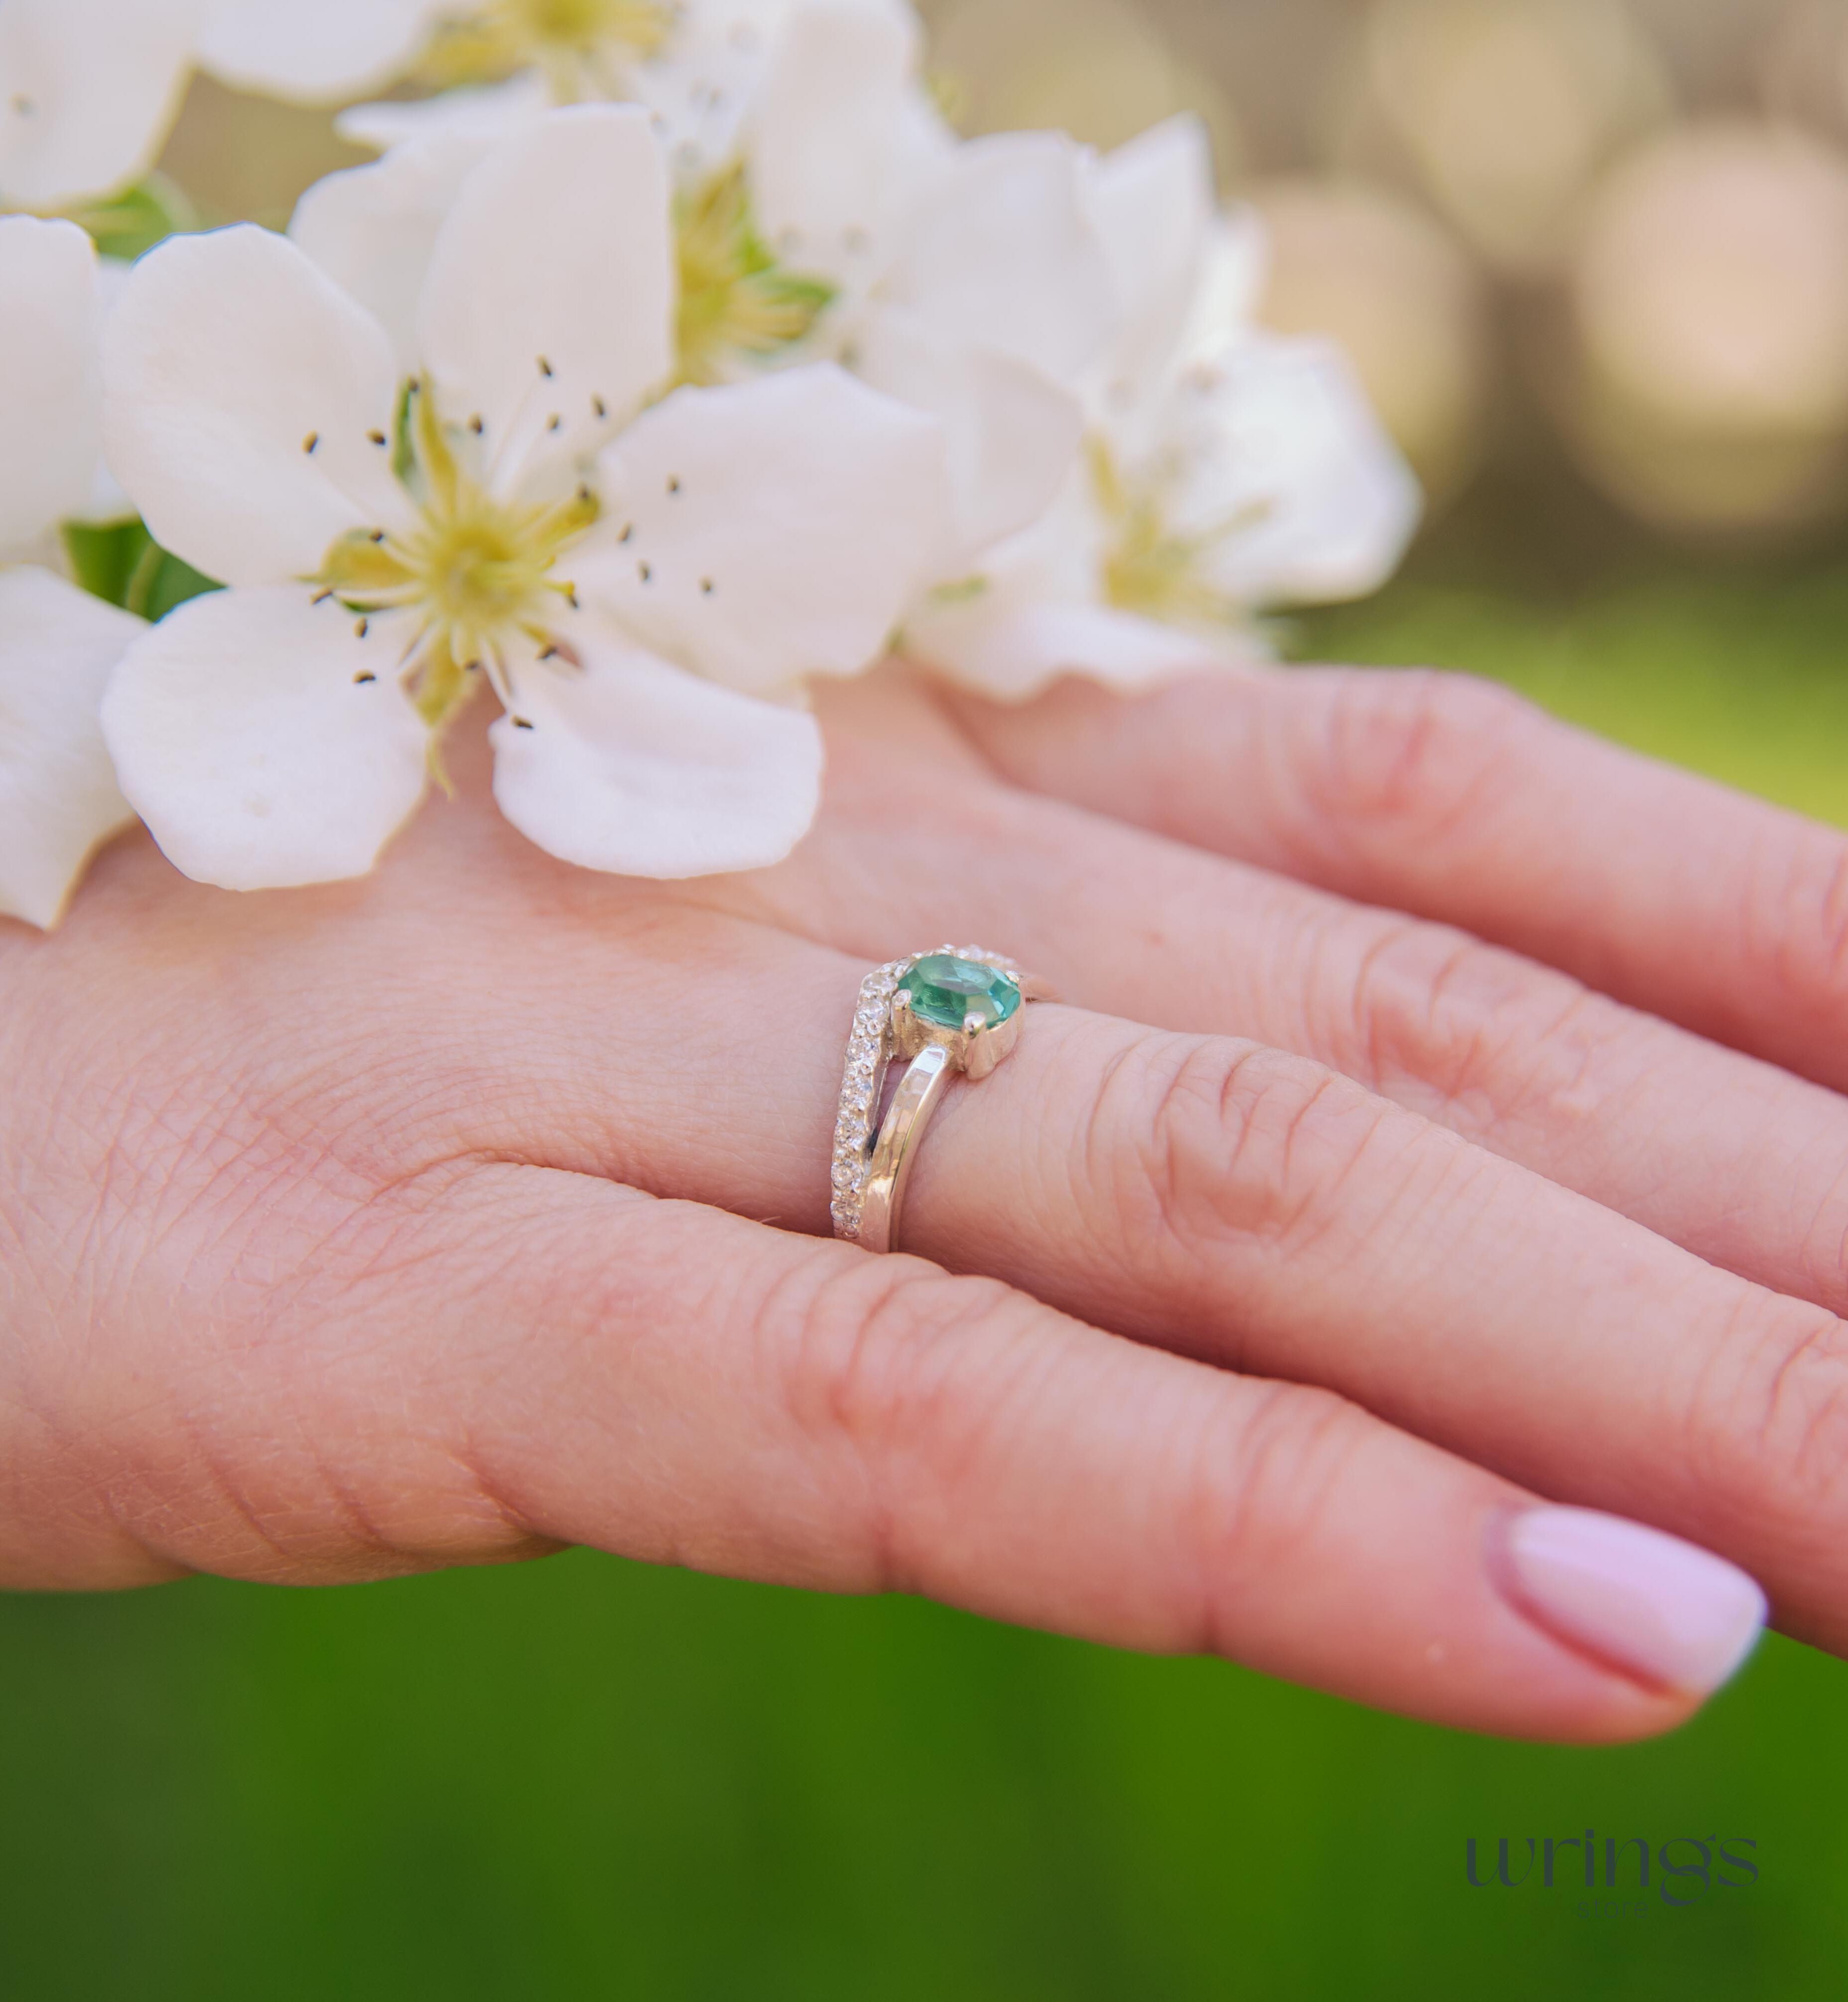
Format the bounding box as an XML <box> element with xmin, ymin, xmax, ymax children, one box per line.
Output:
<box><xmin>831</xmin><ymin>947</ymin><xmax>1045</xmax><ymax>1254</ymax></box>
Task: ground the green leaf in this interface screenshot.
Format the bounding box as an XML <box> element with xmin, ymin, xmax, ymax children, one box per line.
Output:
<box><xmin>61</xmin><ymin>518</ymin><xmax>154</xmax><ymax>608</ymax></box>
<box><xmin>67</xmin><ymin>172</ymin><xmax>197</xmax><ymax>261</ymax></box>
<box><xmin>61</xmin><ymin>517</ymin><xmax>221</xmax><ymax>620</ymax></box>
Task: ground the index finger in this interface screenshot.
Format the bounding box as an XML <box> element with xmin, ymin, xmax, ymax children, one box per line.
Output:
<box><xmin>946</xmin><ymin>667</ymin><xmax>1848</xmax><ymax>1092</ymax></box>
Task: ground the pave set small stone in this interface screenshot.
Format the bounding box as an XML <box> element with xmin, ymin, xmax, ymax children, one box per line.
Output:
<box><xmin>830</xmin><ymin>946</ymin><xmax>1022</xmax><ymax>1243</ymax></box>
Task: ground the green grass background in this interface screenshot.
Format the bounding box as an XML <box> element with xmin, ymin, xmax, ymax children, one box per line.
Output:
<box><xmin>7</xmin><ymin>551</ymin><xmax>1848</xmax><ymax>1998</ymax></box>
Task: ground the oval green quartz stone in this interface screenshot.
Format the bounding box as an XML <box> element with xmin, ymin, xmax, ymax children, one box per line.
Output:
<box><xmin>899</xmin><ymin>955</ymin><xmax>1023</xmax><ymax>1032</ymax></box>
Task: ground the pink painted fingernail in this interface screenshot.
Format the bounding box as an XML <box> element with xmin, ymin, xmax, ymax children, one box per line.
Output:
<box><xmin>1497</xmin><ymin>1508</ymin><xmax>1768</xmax><ymax>1696</ymax></box>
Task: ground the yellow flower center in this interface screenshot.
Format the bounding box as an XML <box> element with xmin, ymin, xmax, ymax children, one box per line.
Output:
<box><xmin>313</xmin><ymin>380</ymin><xmax>599</xmax><ymax>742</ymax></box>
<box><xmin>1088</xmin><ymin>437</ymin><xmax>1269</xmax><ymax>630</ymax></box>
<box><xmin>421</xmin><ymin>0</ymin><xmax>678</xmax><ymax>96</ymax></box>
<box><xmin>674</xmin><ymin>161</ymin><xmax>838</xmax><ymax>386</ymax></box>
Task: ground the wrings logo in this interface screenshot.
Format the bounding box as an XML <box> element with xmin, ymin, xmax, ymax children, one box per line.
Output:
<box><xmin>1466</xmin><ymin>1832</ymin><xmax>1758</xmax><ymax>1909</ymax></box>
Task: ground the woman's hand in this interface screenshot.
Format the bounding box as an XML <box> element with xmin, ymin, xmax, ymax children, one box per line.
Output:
<box><xmin>5</xmin><ymin>661</ymin><xmax>1843</xmax><ymax>1743</ymax></box>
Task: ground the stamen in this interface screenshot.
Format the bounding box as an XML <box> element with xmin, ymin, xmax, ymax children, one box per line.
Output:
<box><xmin>310</xmin><ymin>378</ymin><xmax>602</xmax><ymax>741</ymax></box>
<box><xmin>303</xmin><ymin>433</ymin><xmax>320</xmax><ymax>455</ymax></box>
<box><xmin>368</xmin><ymin>430</ymin><xmax>387</xmax><ymax>447</ymax></box>
<box><xmin>354</xmin><ymin>671</ymin><xmax>377</xmax><ymax>684</ymax></box>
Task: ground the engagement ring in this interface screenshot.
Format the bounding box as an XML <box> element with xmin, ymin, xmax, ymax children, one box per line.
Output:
<box><xmin>831</xmin><ymin>949</ymin><xmax>1048</xmax><ymax>1254</ymax></box>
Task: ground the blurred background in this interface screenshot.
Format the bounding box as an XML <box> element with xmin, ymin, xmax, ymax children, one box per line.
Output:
<box><xmin>11</xmin><ymin>3</ymin><xmax>1848</xmax><ymax>1996</ymax></box>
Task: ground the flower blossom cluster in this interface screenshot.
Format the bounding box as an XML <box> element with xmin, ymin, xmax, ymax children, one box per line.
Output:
<box><xmin>0</xmin><ymin>0</ymin><xmax>1419</xmax><ymax>923</ymax></box>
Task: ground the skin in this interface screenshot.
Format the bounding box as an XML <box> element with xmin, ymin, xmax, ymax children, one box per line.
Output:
<box><xmin>4</xmin><ymin>660</ymin><xmax>1848</xmax><ymax>1744</ymax></box>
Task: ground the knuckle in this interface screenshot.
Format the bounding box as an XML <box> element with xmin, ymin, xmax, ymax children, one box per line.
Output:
<box><xmin>1753</xmin><ymin>822</ymin><xmax>1848</xmax><ymax>1014</ymax></box>
<box><xmin>1702</xmin><ymin>1300</ymin><xmax>1848</xmax><ymax>1528</ymax></box>
<box><xmin>772</xmin><ymin>1254</ymin><xmax>1039</xmax><ymax>1504</ymax></box>
<box><xmin>1186</xmin><ymin>1382</ymin><xmax>1379</xmax><ymax>1638</ymax></box>
<box><xmin>1108</xmin><ymin>1032</ymin><xmax>1397</xmax><ymax>1266</ymax></box>
<box><xmin>1313</xmin><ymin>669</ymin><xmax>1538</xmax><ymax>843</ymax></box>
<box><xmin>1339</xmin><ymin>919</ymin><xmax>1634</xmax><ymax>1138</ymax></box>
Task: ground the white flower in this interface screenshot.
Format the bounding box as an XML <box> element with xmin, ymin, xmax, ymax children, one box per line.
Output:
<box><xmin>325</xmin><ymin>1</ymin><xmax>950</xmax><ymax>385</ymax></box>
<box><xmin>100</xmin><ymin>108</ymin><xmax>948</xmax><ymax>892</ymax></box>
<box><xmin>205</xmin><ymin>0</ymin><xmax>689</xmax><ymax>111</ymax></box>
<box><xmin>0</xmin><ymin>215</ymin><xmax>141</xmax><ymax>928</ymax></box>
<box><xmin>903</xmin><ymin>117</ymin><xmax>1425</xmax><ymax>701</ymax></box>
<box><xmin>298</xmin><ymin>2</ymin><xmax>1101</xmax><ymax>593</ymax></box>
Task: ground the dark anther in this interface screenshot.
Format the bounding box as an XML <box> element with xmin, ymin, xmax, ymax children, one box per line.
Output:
<box><xmin>466</xmin><ymin>660</ymin><xmax>483</xmax><ymax>675</ymax></box>
<box><xmin>538</xmin><ymin>355</ymin><xmax>554</xmax><ymax>377</ymax></box>
<box><xmin>700</xmin><ymin>578</ymin><xmax>715</xmax><ymax>595</ymax></box>
<box><xmin>639</xmin><ymin>562</ymin><xmax>653</xmax><ymax>583</ymax></box>
<box><xmin>566</xmin><ymin>587</ymin><xmax>580</xmax><ymax>610</ymax></box>
<box><xmin>368</xmin><ymin>430</ymin><xmax>386</xmax><ymax>446</ymax></box>
<box><xmin>312</xmin><ymin>588</ymin><xmax>334</xmax><ymax>604</ymax></box>
<box><xmin>547</xmin><ymin>414</ymin><xmax>562</xmax><ymax>432</ymax></box>
<box><xmin>353</xmin><ymin>671</ymin><xmax>377</xmax><ymax>684</ymax></box>
<box><xmin>593</xmin><ymin>395</ymin><xmax>608</xmax><ymax>419</ymax></box>
<box><xmin>368</xmin><ymin>529</ymin><xmax>387</xmax><ymax>543</ymax></box>
<box><xmin>513</xmin><ymin>716</ymin><xmax>536</xmax><ymax>730</ymax></box>
<box><xmin>355</xmin><ymin>618</ymin><xmax>369</xmax><ymax>638</ymax></box>
<box><xmin>618</xmin><ymin>523</ymin><xmax>634</xmax><ymax>543</ymax></box>
<box><xmin>539</xmin><ymin>646</ymin><xmax>559</xmax><ymax>662</ymax></box>
<box><xmin>303</xmin><ymin>432</ymin><xmax>320</xmax><ymax>454</ymax></box>
<box><xmin>468</xmin><ymin>414</ymin><xmax>484</xmax><ymax>435</ymax></box>
<box><xmin>667</xmin><ymin>476</ymin><xmax>682</xmax><ymax>495</ymax></box>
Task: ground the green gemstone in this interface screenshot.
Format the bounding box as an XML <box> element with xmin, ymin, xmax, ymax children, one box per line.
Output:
<box><xmin>899</xmin><ymin>955</ymin><xmax>1023</xmax><ymax>1033</ymax></box>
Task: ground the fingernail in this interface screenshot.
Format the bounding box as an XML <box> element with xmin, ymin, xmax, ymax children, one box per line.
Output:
<box><xmin>1496</xmin><ymin>1507</ymin><xmax>1768</xmax><ymax>1696</ymax></box>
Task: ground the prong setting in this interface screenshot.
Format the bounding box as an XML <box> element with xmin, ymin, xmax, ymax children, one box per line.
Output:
<box><xmin>832</xmin><ymin>948</ymin><xmax>1033</xmax><ymax>1244</ymax></box>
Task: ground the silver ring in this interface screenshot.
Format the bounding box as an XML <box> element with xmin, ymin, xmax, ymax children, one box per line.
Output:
<box><xmin>830</xmin><ymin>947</ymin><xmax>1048</xmax><ymax>1254</ymax></box>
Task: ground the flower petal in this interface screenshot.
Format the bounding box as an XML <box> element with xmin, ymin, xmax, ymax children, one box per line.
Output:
<box><xmin>0</xmin><ymin>217</ymin><xmax>100</xmax><ymax>558</ymax></box>
<box><xmin>0</xmin><ymin>566</ymin><xmax>139</xmax><ymax>928</ymax></box>
<box><xmin>624</xmin><ymin>1</ymin><xmax>787</xmax><ymax>182</ymax></box>
<box><xmin>337</xmin><ymin>73</ymin><xmax>551</xmax><ymax>157</ymax></box>
<box><xmin>103</xmin><ymin>225</ymin><xmax>409</xmax><ymax>588</ymax></box>
<box><xmin>1166</xmin><ymin>334</ymin><xmax>1423</xmax><ymax>606</ymax></box>
<box><xmin>1180</xmin><ymin>211</ymin><xmax>1270</xmax><ymax>354</ymax></box>
<box><xmin>491</xmin><ymin>632</ymin><xmax>823</xmax><ymax>878</ymax></box>
<box><xmin>904</xmin><ymin>596</ymin><xmax>1232</xmax><ymax>703</ymax></box>
<box><xmin>100</xmin><ymin>586</ymin><xmax>431</xmax><ymax>890</ymax></box>
<box><xmin>1091</xmin><ymin>114</ymin><xmax>1219</xmax><ymax>400</ymax></box>
<box><xmin>854</xmin><ymin>309</ymin><xmax>1084</xmax><ymax>568</ymax></box>
<box><xmin>749</xmin><ymin>0</ymin><xmax>926</xmax><ymax>287</ymax></box>
<box><xmin>880</xmin><ymin>132</ymin><xmax>1116</xmax><ymax>385</ymax></box>
<box><xmin>417</xmin><ymin>107</ymin><xmax>674</xmax><ymax>490</ymax></box>
<box><xmin>0</xmin><ymin>0</ymin><xmax>209</xmax><ymax>210</ymax></box>
<box><xmin>291</xmin><ymin>132</ymin><xmax>494</xmax><ymax>370</ymax></box>
<box><xmin>581</xmin><ymin>364</ymin><xmax>948</xmax><ymax>696</ymax></box>
<box><xmin>198</xmin><ymin>0</ymin><xmax>441</xmax><ymax>105</ymax></box>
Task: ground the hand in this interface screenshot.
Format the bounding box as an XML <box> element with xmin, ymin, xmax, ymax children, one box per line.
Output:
<box><xmin>4</xmin><ymin>662</ymin><xmax>1843</xmax><ymax>1744</ymax></box>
